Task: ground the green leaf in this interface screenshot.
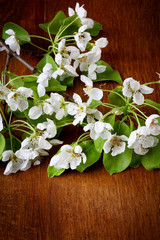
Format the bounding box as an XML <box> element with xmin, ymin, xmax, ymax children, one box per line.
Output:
<box><xmin>46</xmin><ymin>78</ymin><xmax>67</xmax><ymax>92</ymax></box>
<box><xmin>0</xmin><ymin>133</ymin><xmax>5</xmax><ymax>159</ymax></box>
<box><xmin>129</xmin><ymin>153</ymin><xmax>141</xmax><ymax>168</ymax></box>
<box><xmin>76</xmin><ymin>140</ymin><xmax>101</xmax><ymax>172</ymax></box>
<box><xmin>3</xmin><ymin>71</ymin><xmax>24</xmax><ymax>88</ymax></box>
<box><xmin>53</xmin><ymin>115</ymin><xmax>74</xmax><ymax>128</ymax></box>
<box><xmin>141</xmin><ymin>136</ymin><xmax>160</xmax><ymax>170</ymax></box>
<box><xmin>5</xmin><ymin>137</ymin><xmax>21</xmax><ymax>152</ymax></box>
<box><xmin>94</xmin><ymin>61</ymin><xmax>122</xmax><ymax>84</ymax></box>
<box><xmin>144</xmin><ymin>99</ymin><xmax>160</xmax><ymax>112</ymax></box>
<box><xmin>108</xmin><ymin>86</ymin><xmax>125</xmax><ymax>107</ymax></box>
<box><xmin>37</xmin><ymin>55</ymin><xmax>57</xmax><ymax>72</ymax></box>
<box><xmin>48</xmin><ymin>165</ymin><xmax>65</xmax><ymax>178</ymax></box>
<box><xmin>39</xmin><ymin>11</ymin><xmax>66</xmax><ymax>34</ymax></box>
<box><xmin>103</xmin><ymin>147</ymin><xmax>133</xmax><ymax>175</ymax></box>
<box><xmin>94</xmin><ymin>137</ymin><xmax>106</xmax><ymax>153</ymax></box>
<box><xmin>60</xmin><ymin>15</ymin><xmax>81</xmax><ymax>37</ymax></box>
<box><xmin>61</xmin><ymin>76</ymin><xmax>74</xmax><ymax>87</ymax></box>
<box><xmin>13</xmin><ymin>110</ymin><xmax>26</xmax><ymax>118</ymax></box>
<box><xmin>89</xmin><ymin>99</ymin><xmax>102</xmax><ymax>109</ymax></box>
<box><xmin>87</xmin><ymin>21</ymin><xmax>102</xmax><ymax>36</ymax></box>
<box><xmin>103</xmin><ymin>115</ymin><xmax>115</xmax><ymax>127</ymax></box>
<box><xmin>2</xmin><ymin>22</ymin><xmax>30</xmax><ymax>45</ymax></box>
<box><xmin>113</xmin><ymin>121</ymin><xmax>131</xmax><ymax>137</ymax></box>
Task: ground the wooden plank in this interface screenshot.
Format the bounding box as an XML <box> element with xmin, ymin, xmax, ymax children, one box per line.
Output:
<box><xmin>0</xmin><ymin>0</ymin><xmax>160</xmax><ymax>239</ymax></box>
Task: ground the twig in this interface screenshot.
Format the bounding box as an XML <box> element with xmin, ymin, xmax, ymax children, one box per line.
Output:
<box><xmin>0</xmin><ymin>39</ymin><xmax>38</xmax><ymax>73</ymax></box>
<box><xmin>0</xmin><ymin>38</ymin><xmax>74</xmax><ymax>102</ymax></box>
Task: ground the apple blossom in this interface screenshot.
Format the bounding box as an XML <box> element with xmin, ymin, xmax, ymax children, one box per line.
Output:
<box><xmin>50</xmin><ymin>144</ymin><xmax>86</xmax><ymax>169</ymax></box>
<box><xmin>68</xmin><ymin>3</ymin><xmax>94</xmax><ymax>29</ymax></box>
<box><xmin>6</xmin><ymin>87</ymin><xmax>33</xmax><ymax>112</ymax></box>
<box><xmin>5</xmin><ymin>29</ymin><xmax>20</xmax><ymax>55</ymax></box>
<box><xmin>74</xmin><ymin>25</ymin><xmax>92</xmax><ymax>52</ymax></box>
<box><xmin>83</xmin><ymin>121</ymin><xmax>113</xmax><ymax>140</ymax></box>
<box><xmin>103</xmin><ymin>134</ymin><xmax>128</xmax><ymax>156</ymax></box>
<box><xmin>122</xmin><ymin>77</ymin><xmax>154</xmax><ymax>105</ymax></box>
<box><xmin>80</xmin><ymin>75</ymin><xmax>103</xmax><ymax>102</ymax></box>
<box><xmin>145</xmin><ymin>114</ymin><xmax>160</xmax><ymax>136</ymax></box>
<box><xmin>128</xmin><ymin>126</ymin><xmax>159</xmax><ymax>155</ymax></box>
<box><xmin>37</xmin><ymin>63</ymin><xmax>53</xmax><ymax>97</ymax></box>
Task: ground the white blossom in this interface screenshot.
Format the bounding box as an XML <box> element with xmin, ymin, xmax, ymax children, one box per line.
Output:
<box><xmin>2</xmin><ymin>150</ymin><xmax>31</xmax><ymax>175</ymax></box>
<box><xmin>74</xmin><ymin>49</ymin><xmax>101</xmax><ymax>73</ymax></box>
<box><xmin>103</xmin><ymin>134</ymin><xmax>128</xmax><ymax>156</ymax></box>
<box><xmin>55</xmin><ymin>39</ymin><xmax>80</xmax><ymax>66</ymax></box>
<box><xmin>37</xmin><ymin>63</ymin><xmax>53</xmax><ymax>97</ymax></box>
<box><xmin>122</xmin><ymin>77</ymin><xmax>154</xmax><ymax>105</ymax></box>
<box><xmin>67</xmin><ymin>93</ymin><xmax>88</xmax><ymax>125</ymax></box>
<box><xmin>5</xmin><ymin>29</ymin><xmax>20</xmax><ymax>55</ymax></box>
<box><xmin>50</xmin><ymin>144</ymin><xmax>86</xmax><ymax>169</ymax></box>
<box><xmin>145</xmin><ymin>114</ymin><xmax>160</xmax><ymax>136</ymax></box>
<box><xmin>7</xmin><ymin>87</ymin><xmax>33</xmax><ymax>112</ymax></box>
<box><xmin>68</xmin><ymin>3</ymin><xmax>94</xmax><ymax>29</ymax></box>
<box><xmin>0</xmin><ymin>84</ymin><xmax>10</xmax><ymax>100</ymax></box>
<box><xmin>84</xmin><ymin>121</ymin><xmax>113</xmax><ymax>140</ymax></box>
<box><xmin>48</xmin><ymin>93</ymin><xmax>68</xmax><ymax>120</ymax></box>
<box><xmin>80</xmin><ymin>75</ymin><xmax>103</xmax><ymax>102</ymax></box>
<box><xmin>52</xmin><ymin>53</ymin><xmax>78</xmax><ymax>81</ymax></box>
<box><xmin>37</xmin><ymin>119</ymin><xmax>57</xmax><ymax>139</ymax></box>
<box><xmin>21</xmin><ymin>135</ymin><xmax>52</xmax><ymax>152</ymax></box>
<box><xmin>128</xmin><ymin>126</ymin><xmax>159</xmax><ymax>155</ymax></box>
<box><xmin>74</xmin><ymin>25</ymin><xmax>91</xmax><ymax>52</ymax></box>
<box><xmin>29</xmin><ymin>101</ymin><xmax>54</xmax><ymax>119</ymax></box>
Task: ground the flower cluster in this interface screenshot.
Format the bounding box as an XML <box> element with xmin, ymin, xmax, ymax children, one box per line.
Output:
<box><xmin>0</xmin><ymin>2</ymin><xmax>160</xmax><ymax>176</ymax></box>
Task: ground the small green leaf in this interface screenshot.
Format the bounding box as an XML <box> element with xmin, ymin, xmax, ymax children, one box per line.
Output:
<box><xmin>53</xmin><ymin>115</ymin><xmax>74</xmax><ymax>128</ymax></box>
<box><xmin>46</xmin><ymin>78</ymin><xmax>67</xmax><ymax>92</ymax></box>
<box><xmin>144</xmin><ymin>99</ymin><xmax>160</xmax><ymax>112</ymax></box>
<box><xmin>103</xmin><ymin>148</ymin><xmax>133</xmax><ymax>175</ymax></box>
<box><xmin>61</xmin><ymin>76</ymin><xmax>74</xmax><ymax>87</ymax></box>
<box><xmin>37</xmin><ymin>55</ymin><xmax>57</xmax><ymax>72</ymax></box>
<box><xmin>76</xmin><ymin>140</ymin><xmax>101</xmax><ymax>172</ymax></box>
<box><xmin>13</xmin><ymin>110</ymin><xmax>26</xmax><ymax>118</ymax></box>
<box><xmin>129</xmin><ymin>153</ymin><xmax>141</xmax><ymax>168</ymax></box>
<box><xmin>0</xmin><ymin>134</ymin><xmax>5</xmax><ymax>159</ymax></box>
<box><xmin>3</xmin><ymin>71</ymin><xmax>24</xmax><ymax>88</ymax></box>
<box><xmin>2</xmin><ymin>22</ymin><xmax>30</xmax><ymax>45</ymax></box>
<box><xmin>5</xmin><ymin>137</ymin><xmax>21</xmax><ymax>153</ymax></box>
<box><xmin>103</xmin><ymin>115</ymin><xmax>115</xmax><ymax>127</ymax></box>
<box><xmin>94</xmin><ymin>137</ymin><xmax>106</xmax><ymax>153</ymax></box>
<box><xmin>141</xmin><ymin>136</ymin><xmax>160</xmax><ymax>170</ymax></box>
<box><xmin>39</xmin><ymin>11</ymin><xmax>66</xmax><ymax>34</ymax></box>
<box><xmin>89</xmin><ymin>99</ymin><xmax>102</xmax><ymax>109</ymax></box>
<box><xmin>108</xmin><ymin>86</ymin><xmax>125</xmax><ymax>107</ymax></box>
<box><xmin>113</xmin><ymin>121</ymin><xmax>131</xmax><ymax>137</ymax></box>
<box><xmin>94</xmin><ymin>61</ymin><xmax>122</xmax><ymax>84</ymax></box>
<box><xmin>60</xmin><ymin>15</ymin><xmax>81</xmax><ymax>37</ymax></box>
<box><xmin>48</xmin><ymin>165</ymin><xmax>65</xmax><ymax>178</ymax></box>
<box><xmin>87</xmin><ymin>21</ymin><xmax>102</xmax><ymax>36</ymax></box>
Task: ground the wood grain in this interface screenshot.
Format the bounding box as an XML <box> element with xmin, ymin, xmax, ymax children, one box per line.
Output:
<box><xmin>0</xmin><ymin>0</ymin><xmax>160</xmax><ymax>239</ymax></box>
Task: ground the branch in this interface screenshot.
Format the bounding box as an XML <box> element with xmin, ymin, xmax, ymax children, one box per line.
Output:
<box><xmin>0</xmin><ymin>38</ymin><xmax>74</xmax><ymax>102</ymax></box>
<box><xmin>0</xmin><ymin>39</ymin><xmax>38</xmax><ymax>73</ymax></box>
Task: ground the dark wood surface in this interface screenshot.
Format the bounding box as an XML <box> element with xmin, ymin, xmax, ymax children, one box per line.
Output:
<box><xmin>0</xmin><ymin>0</ymin><xmax>160</xmax><ymax>239</ymax></box>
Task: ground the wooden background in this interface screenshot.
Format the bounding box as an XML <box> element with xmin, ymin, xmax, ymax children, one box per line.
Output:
<box><xmin>0</xmin><ymin>0</ymin><xmax>160</xmax><ymax>239</ymax></box>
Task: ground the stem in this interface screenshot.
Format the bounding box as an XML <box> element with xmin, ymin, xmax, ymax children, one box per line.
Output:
<box><xmin>129</xmin><ymin>103</ymin><xmax>147</xmax><ymax>119</ymax></box>
<box><xmin>55</xmin><ymin>16</ymin><xmax>79</xmax><ymax>42</ymax></box>
<box><xmin>144</xmin><ymin>81</ymin><xmax>160</xmax><ymax>85</ymax></box>
<box><xmin>130</xmin><ymin>111</ymin><xmax>141</xmax><ymax>127</ymax></box>
<box><xmin>143</xmin><ymin>102</ymin><xmax>160</xmax><ymax>112</ymax></box>
<box><xmin>5</xmin><ymin>74</ymin><xmax>38</xmax><ymax>87</ymax></box>
<box><xmin>102</xmin><ymin>89</ymin><xmax>126</xmax><ymax>101</ymax></box>
<box><xmin>29</xmin><ymin>42</ymin><xmax>48</xmax><ymax>52</ymax></box>
<box><xmin>29</xmin><ymin>35</ymin><xmax>51</xmax><ymax>42</ymax></box>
